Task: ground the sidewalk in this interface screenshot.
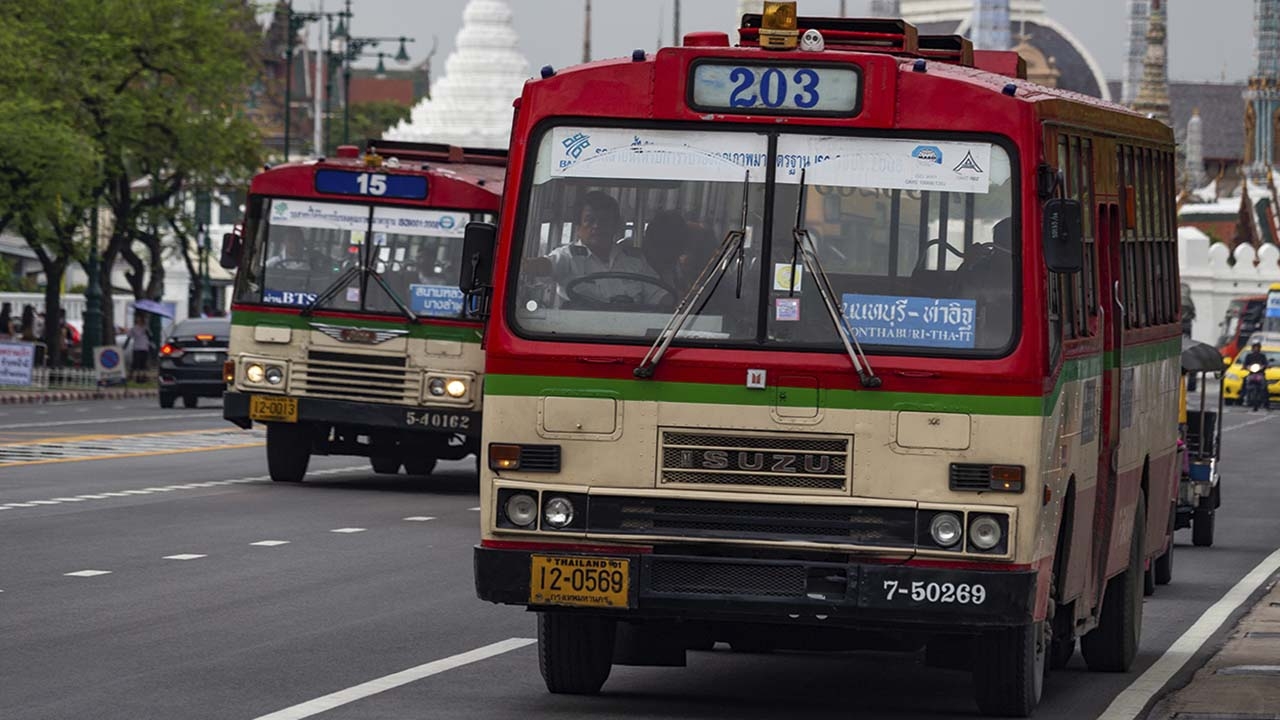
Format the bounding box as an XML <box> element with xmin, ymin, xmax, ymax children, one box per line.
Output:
<box><xmin>0</xmin><ymin>386</ymin><xmax>159</xmax><ymax>404</ymax></box>
<box><xmin>1147</xmin><ymin>576</ymin><xmax>1280</xmax><ymax>720</ymax></box>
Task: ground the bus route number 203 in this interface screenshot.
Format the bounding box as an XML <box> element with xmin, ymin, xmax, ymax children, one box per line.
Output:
<box><xmin>882</xmin><ymin>580</ymin><xmax>987</xmax><ymax>605</ymax></box>
<box><xmin>404</xmin><ymin>410</ymin><xmax>471</xmax><ymax>431</ymax></box>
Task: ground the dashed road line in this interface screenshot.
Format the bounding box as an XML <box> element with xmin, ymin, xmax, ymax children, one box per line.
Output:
<box><xmin>403</xmin><ymin>516</ymin><xmax>436</xmax><ymax>522</ymax></box>
<box><xmin>64</xmin><ymin>570</ymin><xmax>111</xmax><ymax>578</ymax></box>
<box><xmin>250</xmin><ymin>540</ymin><xmax>291</xmax><ymax>547</ymax></box>
<box><xmin>251</xmin><ymin>638</ymin><xmax>537</xmax><ymax>720</ymax></box>
<box><xmin>0</xmin><ymin>465</ymin><xmax>367</xmax><ymax>512</ymax></box>
<box><xmin>163</xmin><ymin>554</ymin><xmax>207</xmax><ymax>561</ymax></box>
<box><xmin>330</xmin><ymin>528</ymin><xmax>367</xmax><ymax>534</ymax></box>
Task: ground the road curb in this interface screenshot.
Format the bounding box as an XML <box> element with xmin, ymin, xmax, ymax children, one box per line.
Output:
<box><xmin>0</xmin><ymin>388</ymin><xmax>159</xmax><ymax>405</ymax></box>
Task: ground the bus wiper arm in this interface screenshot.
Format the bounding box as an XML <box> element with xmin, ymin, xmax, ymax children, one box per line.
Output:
<box><xmin>791</xmin><ymin>169</ymin><xmax>881</xmax><ymax>389</ymax></box>
<box><xmin>301</xmin><ymin>265</ymin><xmax>361</xmax><ymax>317</ymax></box>
<box><xmin>635</xmin><ymin>172</ymin><xmax>750</xmax><ymax>379</ymax></box>
<box><xmin>365</xmin><ymin>265</ymin><xmax>418</xmax><ymax>322</ymax></box>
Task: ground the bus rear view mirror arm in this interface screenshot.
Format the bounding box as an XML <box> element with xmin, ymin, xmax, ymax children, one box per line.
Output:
<box><xmin>219</xmin><ymin>232</ymin><xmax>242</xmax><ymax>270</ymax></box>
<box><xmin>1043</xmin><ymin>198</ymin><xmax>1083</xmax><ymax>274</ymax></box>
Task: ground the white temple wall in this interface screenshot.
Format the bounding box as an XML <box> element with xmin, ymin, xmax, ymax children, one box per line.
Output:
<box><xmin>1178</xmin><ymin>226</ymin><xmax>1280</xmax><ymax>344</ymax></box>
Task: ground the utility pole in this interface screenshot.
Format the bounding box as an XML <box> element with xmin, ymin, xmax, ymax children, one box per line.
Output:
<box><xmin>839</xmin><ymin>0</ymin><xmax>847</xmax><ymax>17</ymax></box>
<box><xmin>81</xmin><ymin>200</ymin><xmax>101</xmax><ymax>368</ymax></box>
<box><xmin>313</xmin><ymin>0</ymin><xmax>325</xmax><ymax>157</ymax></box>
<box><xmin>673</xmin><ymin>0</ymin><xmax>681</xmax><ymax>44</ymax></box>
<box><xmin>583</xmin><ymin>0</ymin><xmax>591</xmax><ymax>63</ymax></box>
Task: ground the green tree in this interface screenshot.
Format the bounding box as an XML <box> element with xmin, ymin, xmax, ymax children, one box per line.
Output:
<box><xmin>344</xmin><ymin>101</ymin><xmax>413</xmax><ymax>150</ymax></box>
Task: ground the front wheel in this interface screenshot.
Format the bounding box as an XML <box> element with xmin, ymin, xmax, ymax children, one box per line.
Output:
<box><xmin>370</xmin><ymin>455</ymin><xmax>401</xmax><ymax>474</ymax></box>
<box><xmin>159</xmin><ymin>393</ymin><xmax>175</xmax><ymax>409</ymax></box>
<box><xmin>1082</xmin><ymin>494</ymin><xmax>1145</xmax><ymax>672</ymax></box>
<box><xmin>403</xmin><ymin>454</ymin><xmax>438</xmax><ymax>476</ymax></box>
<box><xmin>182</xmin><ymin>394</ymin><xmax>198</xmax><ymax>408</ymax></box>
<box><xmin>972</xmin><ymin>621</ymin><xmax>1047</xmax><ymax>717</ymax></box>
<box><xmin>537</xmin><ymin>613</ymin><xmax>615</xmax><ymax>695</ymax></box>
<box><xmin>266</xmin><ymin>424</ymin><xmax>311</xmax><ymax>483</ymax></box>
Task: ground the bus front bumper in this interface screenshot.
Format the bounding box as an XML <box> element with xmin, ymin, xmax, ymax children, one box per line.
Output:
<box><xmin>474</xmin><ymin>545</ymin><xmax>1038</xmax><ymax>629</ymax></box>
<box><xmin>223</xmin><ymin>391</ymin><xmax>479</xmax><ymax>438</ymax></box>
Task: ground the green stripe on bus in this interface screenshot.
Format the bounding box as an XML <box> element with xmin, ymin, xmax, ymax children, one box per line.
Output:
<box><xmin>485</xmin><ymin>374</ymin><xmax>1045</xmax><ymax>416</ymax></box>
<box><xmin>230</xmin><ymin>309</ymin><xmax>483</xmax><ymax>343</ymax></box>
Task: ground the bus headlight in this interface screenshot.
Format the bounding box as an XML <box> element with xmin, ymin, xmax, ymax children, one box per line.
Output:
<box><xmin>929</xmin><ymin>513</ymin><xmax>963</xmax><ymax>548</ymax></box>
<box><xmin>969</xmin><ymin>515</ymin><xmax>1004</xmax><ymax>550</ymax></box>
<box><xmin>503</xmin><ymin>493</ymin><xmax>538</xmax><ymax>528</ymax></box>
<box><xmin>423</xmin><ymin>372</ymin><xmax>476</xmax><ymax>404</ymax></box>
<box><xmin>543</xmin><ymin>496</ymin><xmax>575</xmax><ymax>529</ymax></box>
<box><xmin>445</xmin><ymin>379</ymin><xmax>467</xmax><ymax>398</ymax></box>
<box><xmin>427</xmin><ymin>378</ymin><xmax>446</xmax><ymax>396</ymax></box>
<box><xmin>265</xmin><ymin>366</ymin><xmax>285</xmax><ymax>385</ymax></box>
<box><xmin>246</xmin><ymin>363</ymin><xmax>266</xmax><ymax>383</ymax></box>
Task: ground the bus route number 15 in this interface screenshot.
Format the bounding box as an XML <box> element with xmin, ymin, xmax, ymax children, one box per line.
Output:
<box><xmin>355</xmin><ymin>173</ymin><xmax>388</xmax><ymax>196</ymax></box>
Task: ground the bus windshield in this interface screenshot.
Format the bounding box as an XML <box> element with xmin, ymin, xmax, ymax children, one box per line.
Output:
<box><xmin>510</xmin><ymin>126</ymin><xmax>1016</xmax><ymax>354</ymax></box>
<box><xmin>235</xmin><ymin>198</ymin><xmax>480</xmax><ymax>319</ymax></box>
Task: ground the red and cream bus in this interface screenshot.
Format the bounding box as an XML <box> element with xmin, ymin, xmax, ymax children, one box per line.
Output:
<box><xmin>467</xmin><ymin>4</ymin><xmax>1179</xmax><ymax>715</ymax></box>
<box><xmin>221</xmin><ymin>140</ymin><xmax>503</xmax><ymax>482</ymax></box>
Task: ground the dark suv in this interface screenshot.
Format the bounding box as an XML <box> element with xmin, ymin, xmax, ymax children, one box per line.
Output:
<box><xmin>158</xmin><ymin>318</ymin><xmax>231</xmax><ymax>408</ymax></box>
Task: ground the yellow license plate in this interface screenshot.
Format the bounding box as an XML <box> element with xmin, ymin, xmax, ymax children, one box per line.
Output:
<box><xmin>529</xmin><ymin>555</ymin><xmax>630</xmax><ymax>609</ymax></box>
<box><xmin>249</xmin><ymin>395</ymin><xmax>298</xmax><ymax>423</ymax></box>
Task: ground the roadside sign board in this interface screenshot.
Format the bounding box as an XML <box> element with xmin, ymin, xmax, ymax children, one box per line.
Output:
<box><xmin>95</xmin><ymin>345</ymin><xmax>127</xmax><ymax>386</ymax></box>
<box><xmin>0</xmin><ymin>342</ymin><xmax>36</xmax><ymax>386</ymax></box>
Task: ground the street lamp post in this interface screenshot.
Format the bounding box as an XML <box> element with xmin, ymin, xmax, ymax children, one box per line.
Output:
<box><xmin>81</xmin><ymin>202</ymin><xmax>101</xmax><ymax>369</ymax></box>
<box><xmin>341</xmin><ymin>35</ymin><xmax>415</xmax><ymax>146</ymax></box>
<box><xmin>281</xmin><ymin>2</ymin><xmax>328</xmax><ymax>160</ymax></box>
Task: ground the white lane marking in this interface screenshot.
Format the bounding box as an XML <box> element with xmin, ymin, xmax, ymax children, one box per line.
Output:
<box><xmin>75</xmin><ymin>408</ymin><xmax>88</xmax><ymax>413</ymax></box>
<box><xmin>0</xmin><ymin>465</ymin><xmax>366</xmax><ymax>513</ymax></box>
<box><xmin>251</xmin><ymin>638</ymin><xmax>536</xmax><ymax>720</ymax></box>
<box><xmin>1098</xmin><ymin>546</ymin><xmax>1280</xmax><ymax>720</ymax></box>
<box><xmin>330</xmin><ymin>528</ymin><xmax>366</xmax><ymax>534</ymax></box>
<box><xmin>1222</xmin><ymin>414</ymin><xmax>1275</xmax><ymax>432</ymax></box>
<box><xmin>250</xmin><ymin>540</ymin><xmax>290</xmax><ymax>547</ymax></box>
<box><xmin>403</xmin><ymin>516</ymin><xmax>436</xmax><ymax>522</ymax></box>
<box><xmin>65</xmin><ymin>570</ymin><xmax>112</xmax><ymax>577</ymax></box>
<box><xmin>468</xmin><ymin>507</ymin><xmax>481</xmax><ymax>512</ymax></box>
<box><xmin>163</xmin><ymin>554</ymin><xmax>207</xmax><ymax>561</ymax></box>
<box><xmin>0</xmin><ymin>412</ymin><xmax>221</xmax><ymax>430</ymax></box>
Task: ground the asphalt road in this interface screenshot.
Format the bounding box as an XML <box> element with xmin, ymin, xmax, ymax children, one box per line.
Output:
<box><xmin>2</xmin><ymin>397</ymin><xmax>1278</xmax><ymax>720</ymax></box>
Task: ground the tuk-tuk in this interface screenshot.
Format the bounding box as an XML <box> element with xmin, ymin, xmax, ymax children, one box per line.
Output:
<box><xmin>1179</xmin><ymin>337</ymin><xmax>1223</xmax><ymax>547</ymax></box>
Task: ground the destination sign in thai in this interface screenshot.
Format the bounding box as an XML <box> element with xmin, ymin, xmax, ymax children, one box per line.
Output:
<box><xmin>842</xmin><ymin>293</ymin><xmax>977</xmax><ymax>350</ymax></box>
<box><xmin>314</xmin><ymin>169</ymin><xmax>428</xmax><ymax>200</ymax></box>
<box><xmin>691</xmin><ymin>62</ymin><xmax>860</xmax><ymax>115</ymax></box>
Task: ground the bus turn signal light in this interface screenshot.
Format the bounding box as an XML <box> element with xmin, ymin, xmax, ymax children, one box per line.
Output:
<box><xmin>990</xmin><ymin>465</ymin><xmax>1025</xmax><ymax>493</ymax></box>
<box><xmin>223</xmin><ymin>360</ymin><xmax>235</xmax><ymax>384</ymax></box>
<box><xmin>490</xmin><ymin>444</ymin><xmax>522</xmax><ymax>470</ymax></box>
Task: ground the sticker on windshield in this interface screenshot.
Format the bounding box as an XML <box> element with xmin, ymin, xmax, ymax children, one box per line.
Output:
<box><xmin>345</xmin><ymin>287</ymin><xmax>361</xmax><ymax>303</ymax></box>
<box><xmin>543</xmin><ymin>127</ymin><xmax>769</xmax><ymax>184</ymax></box>
<box><xmin>269</xmin><ymin>200</ymin><xmax>372</xmax><ymax>232</ymax></box>
<box><xmin>773</xmin><ymin>263</ymin><xmax>802</xmax><ymax>292</ymax></box>
<box><xmin>775</xmin><ymin>136</ymin><xmax>996</xmax><ymax>195</ymax></box>
<box><xmin>263</xmin><ymin>289</ymin><xmax>319</xmax><ymax>306</ymax></box>
<box><xmin>411</xmin><ymin>284</ymin><xmax>465</xmax><ymax>317</ymax></box>
<box><xmin>775</xmin><ymin>297</ymin><xmax>800</xmax><ymax>321</ymax></box>
<box><xmin>842</xmin><ymin>294</ymin><xmax>976</xmax><ymax>349</ymax></box>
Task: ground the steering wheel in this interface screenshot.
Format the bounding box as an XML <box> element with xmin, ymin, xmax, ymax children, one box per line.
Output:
<box><xmin>912</xmin><ymin>239</ymin><xmax>967</xmax><ymax>274</ymax></box>
<box><xmin>562</xmin><ymin>272</ymin><xmax>677</xmax><ymax>310</ymax></box>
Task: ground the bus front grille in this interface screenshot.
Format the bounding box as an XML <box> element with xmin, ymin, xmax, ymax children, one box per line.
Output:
<box><xmin>295</xmin><ymin>350</ymin><xmax>416</xmax><ymax>403</ymax></box>
<box><xmin>650</xmin><ymin>559</ymin><xmax>809</xmax><ymax>597</ymax></box>
<box><xmin>587</xmin><ymin>496</ymin><xmax>915</xmax><ymax>549</ymax></box>
<box><xmin>658</xmin><ymin>429</ymin><xmax>850</xmax><ymax>493</ymax></box>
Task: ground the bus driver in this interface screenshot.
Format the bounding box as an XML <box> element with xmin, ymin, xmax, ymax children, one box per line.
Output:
<box><xmin>522</xmin><ymin>191</ymin><xmax>670</xmax><ymax>307</ymax></box>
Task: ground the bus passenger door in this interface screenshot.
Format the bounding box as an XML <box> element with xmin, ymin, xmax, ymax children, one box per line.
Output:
<box><xmin>1088</xmin><ymin>202</ymin><xmax>1123</xmax><ymax>619</ymax></box>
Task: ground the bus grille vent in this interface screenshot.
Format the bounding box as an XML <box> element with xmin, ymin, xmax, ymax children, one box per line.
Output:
<box><xmin>296</xmin><ymin>351</ymin><xmax>415</xmax><ymax>403</ymax></box>
<box><xmin>650</xmin><ymin>559</ymin><xmax>808</xmax><ymax>598</ymax></box>
<box><xmin>949</xmin><ymin>464</ymin><xmax>993</xmax><ymax>491</ymax></box>
<box><xmin>658</xmin><ymin>429</ymin><xmax>850</xmax><ymax>493</ymax></box>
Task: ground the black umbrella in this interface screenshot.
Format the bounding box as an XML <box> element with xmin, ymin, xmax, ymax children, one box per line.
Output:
<box><xmin>1181</xmin><ymin>336</ymin><xmax>1223</xmax><ymax>373</ymax></box>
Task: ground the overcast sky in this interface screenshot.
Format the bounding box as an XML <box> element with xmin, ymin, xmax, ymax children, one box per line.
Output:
<box><xmin>309</xmin><ymin>0</ymin><xmax>1254</xmax><ymax>86</ymax></box>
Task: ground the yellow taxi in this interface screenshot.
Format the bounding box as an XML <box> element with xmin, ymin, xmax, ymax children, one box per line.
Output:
<box><xmin>1223</xmin><ymin>338</ymin><xmax>1280</xmax><ymax>404</ymax></box>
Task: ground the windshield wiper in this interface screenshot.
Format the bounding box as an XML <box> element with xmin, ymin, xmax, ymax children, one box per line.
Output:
<box><xmin>790</xmin><ymin>169</ymin><xmax>881</xmax><ymax>389</ymax></box>
<box><xmin>301</xmin><ymin>262</ymin><xmax>417</xmax><ymax>322</ymax></box>
<box><xmin>635</xmin><ymin>172</ymin><xmax>751</xmax><ymax>379</ymax></box>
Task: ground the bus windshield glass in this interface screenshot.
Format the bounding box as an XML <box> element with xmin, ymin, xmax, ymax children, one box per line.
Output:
<box><xmin>510</xmin><ymin>126</ymin><xmax>1016</xmax><ymax>354</ymax></box>
<box><xmin>235</xmin><ymin>198</ymin><xmax>478</xmax><ymax>319</ymax></box>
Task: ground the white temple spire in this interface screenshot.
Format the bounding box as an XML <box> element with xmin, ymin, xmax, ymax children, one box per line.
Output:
<box><xmin>1185</xmin><ymin>109</ymin><xmax>1206</xmax><ymax>190</ymax></box>
<box><xmin>970</xmin><ymin>0</ymin><xmax>1011</xmax><ymax>51</ymax></box>
<box><xmin>1122</xmin><ymin>1</ymin><xmax>1150</xmax><ymax>105</ymax></box>
<box><xmin>383</xmin><ymin>0</ymin><xmax>529</xmax><ymax>150</ymax></box>
<box><xmin>870</xmin><ymin>0</ymin><xmax>901</xmax><ymax>17</ymax></box>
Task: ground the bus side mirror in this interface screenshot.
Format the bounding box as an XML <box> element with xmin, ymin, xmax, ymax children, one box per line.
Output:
<box><xmin>1042</xmin><ymin>198</ymin><xmax>1083</xmax><ymax>274</ymax></box>
<box><xmin>459</xmin><ymin>221</ymin><xmax>496</xmax><ymax>293</ymax></box>
<box><xmin>219</xmin><ymin>232</ymin><xmax>242</xmax><ymax>270</ymax></box>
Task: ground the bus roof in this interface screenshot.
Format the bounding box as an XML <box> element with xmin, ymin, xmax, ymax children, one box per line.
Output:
<box><xmin>249</xmin><ymin>140</ymin><xmax>505</xmax><ymax>210</ymax></box>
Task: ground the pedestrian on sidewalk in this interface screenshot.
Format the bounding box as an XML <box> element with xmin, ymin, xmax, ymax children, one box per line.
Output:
<box><xmin>0</xmin><ymin>302</ymin><xmax>12</xmax><ymax>338</ymax></box>
<box><xmin>124</xmin><ymin>313</ymin><xmax>153</xmax><ymax>384</ymax></box>
<box><xmin>19</xmin><ymin>304</ymin><xmax>36</xmax><ymax>341</ymax></box>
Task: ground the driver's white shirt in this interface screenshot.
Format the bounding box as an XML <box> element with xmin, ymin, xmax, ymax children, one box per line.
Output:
<box><xmin>546</xmin><ymin>242</ymin><xmax>667</xmax><ymax>305</ymax></box>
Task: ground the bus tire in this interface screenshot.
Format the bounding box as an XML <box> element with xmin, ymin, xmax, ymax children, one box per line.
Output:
<box><xmin>1192</xmin><ymin>508</ymin><xmax>1215</xmax><ymax>547</ymax></box>
<box><xmin>159</xmin><ymin>393</ymin><xmax>175</xmax><ymax>409</ymax></box>
<box><xmin>266</xmin><ymin>424</ymin><xmax>310</xmax><ymax>483</ymax></box>
<box><xmin>538</xmin><ymin>612</ymin><xmax>615</xmax><ymax>695</ymax></box>
<box><xmin>182</xmin><ymin>394</ymin><xmax>198</xmax><ymax>408</ymax></box>
<box><xmin>1082</xmin><ymin>494</ymin><xmax>1145</xmax><ymax>673</ymax></box>
<box><xmin>370</xmin><ymin>455</ymin><xmax>400</xmax><ymax>474</ymax></box>
<box><xmin>403</xmin><ymin>455</ymin><xmax>437</xmax><ymax>476</ymax></box>
<box><xmin>1155</xmin><ymin>541</ymin><xmax>1174</xmax><ymax>585</ymax></box>
<box><xmin>973</xmin><ymin>621</ymin><xmax>1046</xmax><ymax>717</ymax></box>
